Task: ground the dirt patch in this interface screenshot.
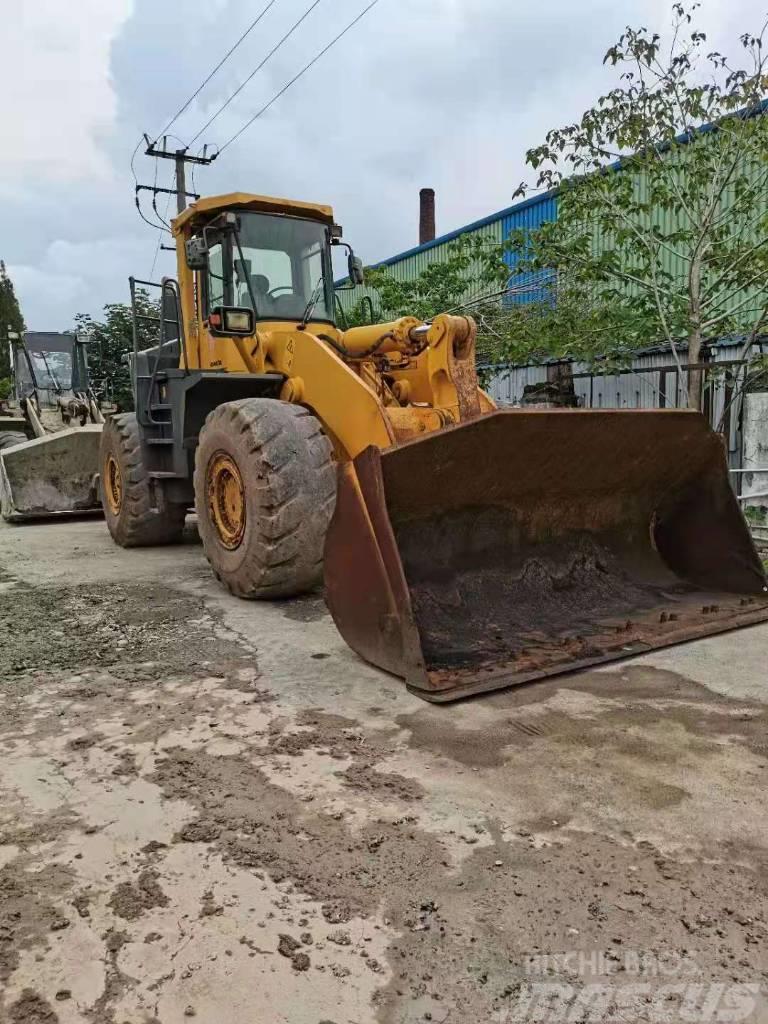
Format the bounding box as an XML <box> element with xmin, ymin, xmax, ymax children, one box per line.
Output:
<box><xmin>176</xmin><ymin>820</ymin><xmax>222</xmax><ymax>844</ymax></box>
<box><xmin>336</xmin><ymin>763</ymin><xmax>424</xmax><ymax>802</ymax></box>
<box><xmin>153</xmin><ymin>746</ymin><xmax>446</xmax><ymax>920</ymax></box>
<box><xmin>111</xmin><ymin>749</ymin><xmax>138</xmax><ymax>778</ymax></box>
<box><xmin>215</xmin><ymin>674</ymin><xmax>270</xmax><ymax>695</ymax></box>
<box><xmin>67</xmin><ymin>733</ymin><xmax>102</xmax><ymax>753</ymax></box>
<box><xmin>150</xmin><ymin>742</ymin><xmax>768</xmax><ymax>1023</ymax></box>
<box><xmin>269</xmin><ymin>709</ymin><xmax>396</xmax><ymax>753</ymax></box>
<box><xmin>0</xmin><ymin>577</ymin><xmax>264</xmax><ymax>757</ymax></box>
<box><xmin>0</xmin><ymin>583</ymin><xmax>203</xmax><ymax>676</ymax></box>
<box><xmin>0</xmin><ymin>811</ymin><xmax>81</xmax><ymax>852</ymax></box>
<box><xmin>281</xmin><ymin>594</ymin><xmax>328</xmax><ymax>622</ymax></box>
<box><xmin>0</xmin><ymin>864</ymin><xmax>74</xmax><ymax>983</ymax></box>
<box><xmin>7</xmin><ymin>990</ymin><xmax>59</xmax><ymax>1024</ymax></box>
<box><xmin>264</xmin><ymin>709</ymin><xmax>423</xmax><ymax>799</ymax></box>
<box><xmin>2</xmin><ymin>520</ymin><xmax>767</xmax><ymax>1024</ymax></box>
<box><xmin>398</xmin><ymin>665</ymin><xmax>768</xmax><ymax>769</ymax></box>
<box><xmin>108</xmin><ymin>870</ymin><xmax>169</xmax><ymax>921</ymax></box>
<box><xmin>71</xmin><ymin>890</ymin><xmax>91</xmax><ymax>919</ymax></box>
<box><xmin>86</xmin><ymin>929</ymin><xmax>132</xmax><ymax>1022</ymax></box>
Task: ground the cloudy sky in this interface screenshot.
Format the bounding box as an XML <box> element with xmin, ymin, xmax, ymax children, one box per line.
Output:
<box><xmin>0</xmin><ymin>0</ymin><xmax>761</xmax><ymax>329</ymax></box>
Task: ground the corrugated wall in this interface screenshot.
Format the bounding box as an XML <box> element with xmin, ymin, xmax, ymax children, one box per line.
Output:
<box><xmin>338</xmin><ymin>111</ymin><xmax>765</xmax><ymax>344</ymax></box>
<box><xmin>486</xmin><ymin>340</ymin><xmax>757</xmax><ymax>467</ymax></box>
<box><xmin>337</xmin><ymin>191</ymin><xmax>558</xmax><ymax>314</ymax></box>
<box><xmin>501</xmin><ymin>193</ymin><xmax>558</xmax><ymax>304</ymax></box>
<box><xmin>574</xmin><ymin>121</ymin><xmax>768</xmax><ymax>320</ymax></box>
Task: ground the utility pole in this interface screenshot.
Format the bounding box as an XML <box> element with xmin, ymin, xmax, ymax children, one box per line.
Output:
<box><xmin>141</xmin><ymin>136</ymin><xmax>217</xmax><ymax>214</ymax></box>
<box><xmin>174</xmin><ymin>151</ymin><xmax>187</xmax><ymax>216</ymax></box>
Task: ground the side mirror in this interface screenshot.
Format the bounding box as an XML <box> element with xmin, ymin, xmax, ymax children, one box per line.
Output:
<box><xmin>208</xmin><ymin>306</ymin><xmax>255</xmax><ymax>337</ymax></box>
<box><xmin>348</xmin><ymin>253</ymin><xmax>365</xmax><ymax>286</ymax></box>
<box><xmin>185</xmin><ymin>237</ymin><xmax>209</xmax><ymax>270</ymax></box>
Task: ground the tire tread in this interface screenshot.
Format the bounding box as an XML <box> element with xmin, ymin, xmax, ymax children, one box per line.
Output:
<box><xmin>100</xmin><ymin>414</ymin><xmax>186</xmax><ymax>548</ymax></box>
<box><xmin>193</xmin><ymin>398</ymin><xmax>336</xmax><ymax>599</ymax></box>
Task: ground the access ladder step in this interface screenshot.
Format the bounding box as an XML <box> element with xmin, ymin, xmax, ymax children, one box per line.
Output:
<box><xmin>146</xmin><ymin>438</ymin><xmax>174</xmax><ymax>446</ymax></box>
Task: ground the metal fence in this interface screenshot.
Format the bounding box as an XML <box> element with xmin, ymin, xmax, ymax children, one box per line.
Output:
<box><xmin>485</xmin><ymin>346</ymin><xmax>768</xmax><ymax>547</ymax></box>
<box><xmin>486</xmin><ymin>342</ymin><xmax>764</xmax><ymax>460</ymax></box>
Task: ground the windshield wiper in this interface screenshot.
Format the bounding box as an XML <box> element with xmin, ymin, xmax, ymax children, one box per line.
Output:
<box><xmin>299</xmin><ymin>277</ymin><xmax>325</xmax><ymax>330</ymax></box>
<box><xmin>38</xmin><ymin>351</ymin><xmax>62</xmax><ymax>392</ymax></box>
<box><xmin>231</xmin><ymin>227</ymin><xmax>260</xmax><ymax>316</ymax></box>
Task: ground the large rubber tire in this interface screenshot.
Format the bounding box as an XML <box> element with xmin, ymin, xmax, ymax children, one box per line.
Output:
<box><xmin>0</xmin><ymin>431</ymin><xmax>26</xmax><ymax>451</ymax></box>
<box><xmin>193</xmin><ymin>398</ymin><xmax>336</xmax><ymax>599</ymax></box>
<box><xmin>100</xmin><ymin>413</ymin><xmax>187</xmax><ymax>548</ymax></box>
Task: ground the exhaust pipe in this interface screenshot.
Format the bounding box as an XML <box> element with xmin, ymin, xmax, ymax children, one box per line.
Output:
<box><xmin>419</xmin><ymin>188</ymin><xmax>436</xmax><ymax>246</ymax></box>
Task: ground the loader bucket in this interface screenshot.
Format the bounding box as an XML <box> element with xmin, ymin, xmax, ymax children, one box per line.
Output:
<box><xmin>325</xmin><ymin>409</ymin><xmax>768</xmax><ymax>702</ymax></box>
<box><xmin>0</xmin><ymin>426</ymin><xmax>102</xmax><ymax>522</ymax></box>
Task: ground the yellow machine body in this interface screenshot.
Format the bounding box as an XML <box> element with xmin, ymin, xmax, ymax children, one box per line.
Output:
<box><xmin>173</xmin><ymin>193</ymin><xmax>494</xmax><ymax>460</ymax></box>
<box><xmin>164</xmin><ymin>193</ymin><xmax>768</xmax><ymax>701</ymax></box>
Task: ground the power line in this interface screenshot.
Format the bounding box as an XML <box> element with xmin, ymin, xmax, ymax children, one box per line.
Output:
<box><xmin>188</xmin><ymin>0</ymin><xmax>325</xmax><ymax>146</ymax></box>
<box><xmin>132</xmin><ymin>133</ymin><xmax>190</xmax><ymax>232</ymax></box>
<box><xmin>148</xmin><ymin>138</ymin><xmax>207</xmax><ymax>280</ymax></box>
<box><xmin>143</xmin><ymin>137</ymin><xmax>216</xmax><ymax>215</ymax></box>
<box><xmin>151</xmin><ymin>187</ymin><xmax>172</xmax><ymax>229</ymax></box>
<box><xmin>152</xmin><ymin>0</ymin><xmax>281</xmax><ymax>143</ymax></box>
<box><xmin>217</xmin><ymin>0</ymin><xmax>382</xmax><ymax>155</ymax></box>
<box><xmin>134</xmin><ymin>190</ymin><xmax>173</xmax><ymax>234</ymax></box>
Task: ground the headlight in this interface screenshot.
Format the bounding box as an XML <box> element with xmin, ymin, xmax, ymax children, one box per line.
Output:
<box><xmin>224</xmin><ymin>310</ymin><xmax>253</xmax><ymax>333</ymax></box>
<box><xmin>208</xmin><ymin>307</ymin><xmax>255</xmax><ymax>336</ymax></box>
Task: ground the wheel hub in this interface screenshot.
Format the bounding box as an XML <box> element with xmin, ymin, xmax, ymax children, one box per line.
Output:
<box><xmin>105</xmin><ymin>454</ymin><xmax>123</xmax><ymax>516</ymax></box>
<box><xmin>207</xmin><ymin>452</ymin><xmax>246</xmax><ymax>550</ymax></box>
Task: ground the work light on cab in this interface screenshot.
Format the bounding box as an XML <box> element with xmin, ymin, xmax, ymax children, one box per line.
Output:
<box><xmin>208</xmin><ymin>307</ymin><xmax>255</xmax><ymax>336</ymax></box>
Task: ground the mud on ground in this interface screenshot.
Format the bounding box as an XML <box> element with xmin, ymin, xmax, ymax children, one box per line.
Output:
<box><xmin>0</xmin><ymin>520</ymin><xmax>767</xmax><ymax>1023</ymax></box>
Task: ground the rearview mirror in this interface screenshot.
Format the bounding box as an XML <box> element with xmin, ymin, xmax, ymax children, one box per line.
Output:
<box><xmin>348</xmin><ymin>253</ymin><xmax>365</xmax><ymax>286</ymax></box>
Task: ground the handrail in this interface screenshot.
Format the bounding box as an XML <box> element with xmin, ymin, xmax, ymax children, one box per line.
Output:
<box><xmin>129</xmin><ymin>275</ymin><xmax>187</xmax><ymax>427</ymax></box>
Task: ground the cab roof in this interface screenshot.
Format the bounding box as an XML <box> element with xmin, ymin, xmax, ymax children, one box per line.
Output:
<box><xmin>172</xmin><ymin>192</ymin><xmax>335</xmax><ymax>234</ymax></box>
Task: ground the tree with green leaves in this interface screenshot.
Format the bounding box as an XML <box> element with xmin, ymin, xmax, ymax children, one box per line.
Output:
<box><xmin>505</xmin><ymin>3</ymin><xmax>768</xmax><ymax>411</ymax></box>
<box><xmin>0</xmin><ymin>261</ymin><xmax>25</xmax><ymax>398</ymax></box>
<box><xmin>75</xmin><ymin>292</ymin><xmax>159</xmax><ymax>411</ymax></box>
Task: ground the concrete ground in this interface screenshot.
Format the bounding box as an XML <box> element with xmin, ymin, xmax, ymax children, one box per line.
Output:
<box><xmin>0</xmin><ymin>517</ymin><xmax>766</xmax><ymax>1024</ymax></box>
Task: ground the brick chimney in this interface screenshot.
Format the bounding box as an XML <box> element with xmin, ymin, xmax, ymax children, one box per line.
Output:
<box><xmin>419</xmin><ymin>188</ymin><xmax>436</xmax><ymax>246</ymax></box>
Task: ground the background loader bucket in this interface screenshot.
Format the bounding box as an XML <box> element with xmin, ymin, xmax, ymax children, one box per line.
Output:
<box><xmin>325</xmin><ymin>409</ymin><xmax>768</xmax><ymax>702</ymax></box>
<box><xmin>0</xmin><ymin>426</ymin><xmax>102</xmax><ymax>522</ymax></box>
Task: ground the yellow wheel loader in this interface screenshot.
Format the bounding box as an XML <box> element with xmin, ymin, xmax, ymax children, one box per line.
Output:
<box><xmin>0</xmin><ymin>332</ymin><xmax>104</xmax><ymax>522</ymax></box>
<box><xmin>101</xmin><ymin>193</ymin><xmax>768</xmax><ymax>701</ymax></box>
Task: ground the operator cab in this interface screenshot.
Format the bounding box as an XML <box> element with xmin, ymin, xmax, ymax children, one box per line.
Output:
<box><xmin>13</xmin><ymin>332</ymin><xmax>90</xmax><ymax>404</ymax></box>
<box><xmin>178</xmin><ymin>193</ymin><xmax>365</xmax><ymax>334</ymax></box>
<box><xmin>208</xmin><ymin>212</ymin><xmax>335</xmax><ymax>323</ymax></box>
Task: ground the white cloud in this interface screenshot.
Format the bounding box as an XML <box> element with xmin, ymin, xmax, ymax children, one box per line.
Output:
<box><xmin>1</xmin><ymin>0</ymin><xmax>765</xmax><ymax>329</ymax></box>
<box><xmin>6</xmin><ymin>264</ymin><xmax>88</xmax><ymax>330</ymax></box>
<box><xmin>9</xmin><ymin>234</ymin><xmax>152</xmax><ymax>330</ymax></box>
<box><xmin>0</xmin><ymin>0</ymin><xmax>133</xmax><ymax>186</ymax></box>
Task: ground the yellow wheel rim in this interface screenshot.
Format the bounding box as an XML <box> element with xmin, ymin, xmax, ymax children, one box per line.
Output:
<box><xmin>207</xmin><ymin>452</ymin><xmax>246</xmax><ymax>550</ymax></box>
<box><xmin>105</xmin><ymin>454</ymin><xmax>123</xmax><ymax>516</ymax></box>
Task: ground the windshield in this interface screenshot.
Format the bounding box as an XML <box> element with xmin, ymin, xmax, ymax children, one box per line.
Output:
<box><xmin>17</xmin><ymin>349</ymin><xmax>73</xmax><ymax>392</ymax></box>
<box><xmin>206</xmin><ymin>212</ymin><xmax>334</xmax><ymax>323</ymax></box>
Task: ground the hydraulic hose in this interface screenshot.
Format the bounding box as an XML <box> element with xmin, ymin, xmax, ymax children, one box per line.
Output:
<box><xmin>318</xmin><ymin>332</ymin><xmax>395</xmax><ymax>360</ymax></box>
